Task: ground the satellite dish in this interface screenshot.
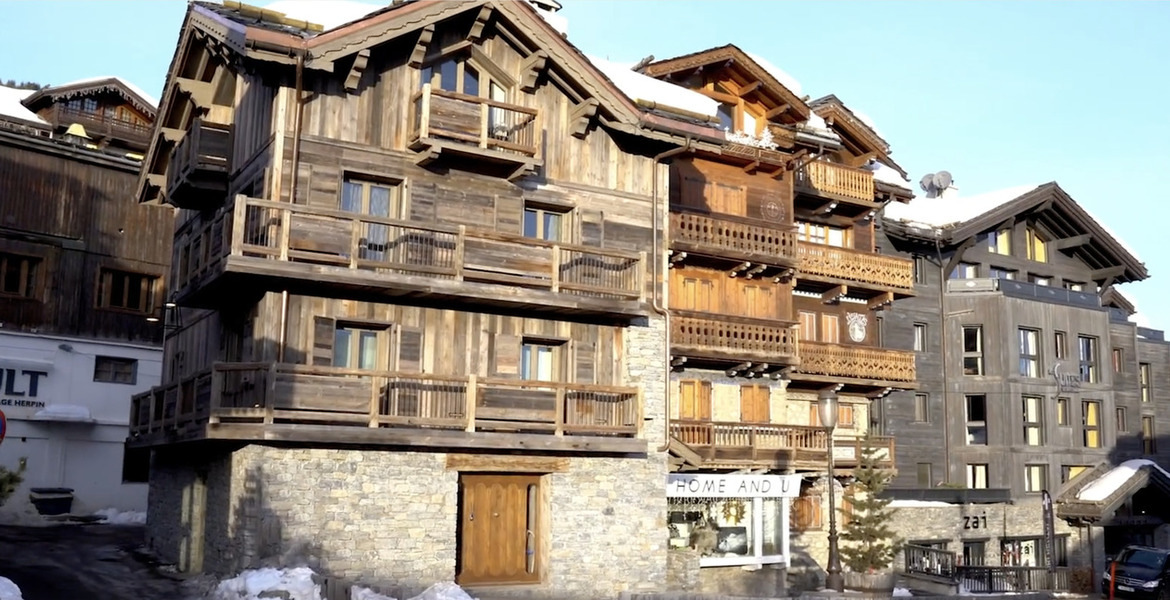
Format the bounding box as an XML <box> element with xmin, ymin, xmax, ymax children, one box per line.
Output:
<box><xmin>919</xmin><ymin>174</ymin><xmax>936</xmax><ymax>193</ymax></box>
<box><xmin>933</xmin><ymin>171</ymin><xmax>953</xmax><ymax>190</ymax></box>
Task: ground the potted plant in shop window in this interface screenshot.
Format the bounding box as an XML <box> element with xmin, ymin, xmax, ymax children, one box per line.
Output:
<box><xmin>839</xmin><ymin>431</ymin><xmax>901</xmax><ymax>593</ymax></box>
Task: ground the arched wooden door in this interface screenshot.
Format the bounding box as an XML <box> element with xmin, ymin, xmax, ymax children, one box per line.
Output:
<box><xmin>457</xmin><ymin>474</ymin><xmax>541</xmax><ymax>585</ymax></box>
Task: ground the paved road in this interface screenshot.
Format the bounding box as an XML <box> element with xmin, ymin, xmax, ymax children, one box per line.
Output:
<box><xmin>0</xmin><ymin>523</ymin><xmax>188</xmax><ymax>600</ymax></box>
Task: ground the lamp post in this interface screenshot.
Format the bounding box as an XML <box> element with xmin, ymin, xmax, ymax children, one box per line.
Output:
<box><xmin>818</xmin><ymin>389</ymin><xmax>844</xmax><ymax>592</ymax></box>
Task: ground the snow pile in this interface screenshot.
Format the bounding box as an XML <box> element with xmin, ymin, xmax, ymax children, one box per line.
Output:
<box><xmin>352</xmin><ymin>587</ymin><xmax>396</xmax><ymax>600</ymax></box>
<box><xmin>95</xmin><ymin>508</ymin><xmax>147</xmax><ymax>525</ymax></box>
<box><xmin>0</xmin><ymin>577</ymin><xmax>21</xmax><ymax>600</ymax></box>
<box><xmin>212</xmin><ymin>567</ymin><xmax>322</xmax><ymax>600</ymax></box>
<box><xmin>262</xmin><ymin>0</ymin><xmax>382</xmax><ymax>31</ymax></box>
<box><xmin>892</xmin><ymin>587</ymin><xmax>913</xmax><ymax>597</ymax></box>
<box><xmin>1077</xmin><ymin>459</ymin><xmax>1170</xmax><ymax>501</ymax></box>
<box><xmin>408</xmin><ymin>583</ymin><xmax>477</xmax><ymax>600</ymax></box>
<box><xmin>871</xmin><ymin>161</ymin><xmax>912</xmax><ymax>191</ymax></box>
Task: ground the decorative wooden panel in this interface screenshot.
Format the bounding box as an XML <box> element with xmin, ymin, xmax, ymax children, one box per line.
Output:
<box><xmin>797</xmin><ymin>241</ymin><xmax>915</xmax><ymax>292</ymax></box>
<box><xmin>797</xmin><ymin>340</ymin><xmax>916</xmax><ymax>383</ymax></box>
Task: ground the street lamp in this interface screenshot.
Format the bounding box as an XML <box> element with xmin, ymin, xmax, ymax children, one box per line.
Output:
<box><xmin>818</xmin><ymin>389</ymin><xmax>844</xmax><ymax>592</ymax></box>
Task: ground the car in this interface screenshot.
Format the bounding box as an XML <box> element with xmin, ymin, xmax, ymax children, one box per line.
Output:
<box><xmin>1103</xmin><ymin>545</ymin><xmax>1170</xmax><ymax>599</ymax></box>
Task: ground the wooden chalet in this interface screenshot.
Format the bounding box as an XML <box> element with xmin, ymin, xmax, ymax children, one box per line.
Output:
<box><xmin>20</xmin><ymin>77</ymin><xmax>157</xmax><ymax>153</ymax></box>
<box><xmin>127</xmin><ymin>0</ymin><xmax>722</xmax><ymax>595</ymax></box>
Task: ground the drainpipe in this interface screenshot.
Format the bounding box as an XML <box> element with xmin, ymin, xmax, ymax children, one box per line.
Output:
<box><xmin>652</xmin><ymin>138</ymin><xmax>693</xmax><ymax>453</ymax></box>
<box><xmin>934</xmin><ymin>236</ymin><xmax>950</xmax><ymax>484</ymax></box>
<box><xmin>277</xmin><ymin>47</ymin><xmax>306</xmax><ymax>363</ymax></box>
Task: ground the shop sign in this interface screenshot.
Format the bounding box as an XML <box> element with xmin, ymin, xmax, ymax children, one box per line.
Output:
<box><xmin>0</xmin><ymin>368</ymin><xmax>50</xmax><ymax>418</ymax></box>
<box><xmin>667</xmin><ymin>474</ymin><xmax>802</xmax><ymax>499</ymax></box>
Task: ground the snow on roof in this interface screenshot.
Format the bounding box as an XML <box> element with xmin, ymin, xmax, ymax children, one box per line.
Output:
<box><xmin>850</xmin><ymin>107</ymin><xmax>884</xmax><ymax>139</ymax></box>
<box><xmin>31</xmin><ymin>404</ymin><xmax>95</xmax><ymax>423</ymax></box>
<box><xmin>1077</xmin><ymin>459</ymin><xmax>1170</xmax><ymax>501</ymax></box>
<box><xmin>588</xmin><ymin>55</ymin><xmax>719</xmax><ymax>118</ymax></box>
<box><xmin>872</xmin><ymin>162</ymin><xmax>911</xmax><ymax>190</ymax></box>
<box><xmin>263</xmin><ymin>0</ymin><xmax>383</xmax><ymax>32</ymax></box>
<box><xmin>883</xmin><ymin>183</ymin><xmax>1040</xmax><ymax>229</ymax></box>
<box><xmin>0</xmin><ymin>85</ymin><xmax>47</xmax><ymax>125</ymax></box>
<box><xmin>54</xmin><ymin>75</ymin><xmax>159</xmax><ymax>110</ymax></box>
<box><xmin>889</xmin><ymin>500</ymin><xmax>954</xmax><ymax>508</ymax></box>
<box><xmin>744</xmin><ymin>51</ymin><xmax>802</xmax><ymax>98</ymax></box>
<box><xmin>1077</xmin><ymin>202</ymin><xmax>1143</xmax><ymax>263</ymax></box>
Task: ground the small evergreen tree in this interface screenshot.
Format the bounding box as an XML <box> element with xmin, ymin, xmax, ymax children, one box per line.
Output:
<box><xmin>840</xmin><ymin>432</ymin><xmax>900</xmax><ymax>572</ymax></box>
<box><xmin>0</xmin><ymin>459</ymin><xmax>26</xmax><ymax>507</ymax></box>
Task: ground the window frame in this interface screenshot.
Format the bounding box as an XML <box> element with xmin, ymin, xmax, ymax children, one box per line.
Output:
<box><xmin>96</xmin><ymin>268</ymin><xmax>158</xmax><ymax>315</ymax></box>
<box><xmin>0</xmin><ymin>252</ymin><xmax>40</xmax><ymax>299</ymax></box>
<box><xmin>520</xmin><ymin>337</ymin><xmax>564</xmax><ymax>382</ymax></box>
<box><xmin>1078</xmin><ymin>335</ymin><xmax>1098</xmax><ymax>383</ymax></box>
<box><xmin>332</xmin><ymin>322</ymin><xmax>391</xmax><ymax>371</ymax></box>
<box><xmin>1024</xmin><ymin>464</ymin><xmax>1047</xmax><ymax>494</ymax></box>
<box><xmin>914</xmin><ymin>393</ymin><xmax>930</xmax><ymax>423</ymax></box>
<box><xmin>1018</xmin><ymin>327</ymin><xmax>1041</xmax><ymax>378</ymax></box>
<box><xmin>1022</xmin><ymin>395</ymin><xmax>1044</xmax><ymax>446</ymax></box>
<box><xmin>93</xmin><ymin>356</ymin><xmax>138</xmax><ymax>385</ymax></box>
<box><xmin>796</xmin><ymin>221</ymin><xmax>852</xmax><ymax>248</ymax></box>
<box><xmin>1054</xmin><ymin>331</ymin><xmax>1067</xmax><ymax>360</ymax></box>
<box><xmin>1116</xmin><ymin>407</ymin><xmax>1128</xmax><ymax>433</ymax></box>
<box><xmin>1112</xmin><ymin>348</ymin><xmax>1124</xmax><ymax>373</ymax></box>
<box><xmin>1143</xmin><ymin>416</ymin><xmax>1157</xmax><ymax>455</ymax></box>
<box><xmin>966</xmin><ymin>394</ymin><xmax>987</xmax><ymax>445</ymax></box>
<box><xmin>1081</xmin><ymin>400</ymin><xmax>1101</xmax><ymax>448</ymax></box>
<box><xmin>1140</xmin><ymin>363</ymin><xmax>1152</xmax><ymax>402</ymax></box>
<box><xmin>962</xmin><ymin>326</ymin><xmax>984</xmax><ymax>376</ymax></box>
<box><xmin>1026</xmin><ymin>226</ymin><xmax>1048</xmax><ymax>262</ymax></box>
<box><xmin>916</xmin><ymin>463</ymin><xmax>933</xmax><ymax>487</ymax></box>
<box><xmin>913</xmin><ymin>323</ymin><xmax>927</xmax><ymax>352</ymax></box>
<box><xmin>1056</xmin><ymin>397</ymin><xmax>1070</xmax><ymax>427</ymax></box>
<box><xmin>522</xmin><ymin>203</ymin><xmax>572</xmax><ymax>242</ymax></box>
<box><xmin>950</xmin><ymin>262</ymin><xmax>978</xmax><ymax>279</ymax></box>
<box><xmin>967</xmin><ymin>463</ymin><xmax>989</xmax><ymax>489</ymax></box>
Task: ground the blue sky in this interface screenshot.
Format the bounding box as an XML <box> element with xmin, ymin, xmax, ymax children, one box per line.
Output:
<box><xmin>2</xmin><ymin>1</ymin><xmax>1168</xmax><ymax>321</ymax></box>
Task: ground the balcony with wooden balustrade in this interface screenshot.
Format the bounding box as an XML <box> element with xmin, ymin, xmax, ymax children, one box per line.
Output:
<box><xmin>669</xmin><ymin>420</ymin><xmax>894</xmax><ymax>470</ymax></box>
<box><xmin>796</xmin><ymin>241</ymin><xmax>916</xmax><ymax>298</ymax></box>
<box><xmin>670</xmin><ymin>314</ymin><xmax>799</xmax><ymax>369</ymax></box>
<box><xmin>128</xmin><ymin>363</ymin><xmax>644</xmax><ymax>454</ymax></box>
<box><xmin>166</xmin><ymin>118</ymin><xmax>232</xmax><ymax>210</ymax></box>
<box><xmin>794</xmin><ymin>160</ymin><xmax>878</xmax><ymax>208</ymax></box>
<box><xmin>410</xmin><ymin>84</ymin><xmax>541</xmax><ymax>180</ymax></box>
<box><xmin>669</xmin><ymin>210</ymin><xmax>799</xmax><ymax>268</ymax></box>
<box><xmin>47</xmin><ymin>104</ymin><xmax>154</xmax><ymax>147</ymax></box>
<box><xmin>170</xmin><ymin>195</ymin><xmax>646</xmax><ymax>320</ymax></box>
<box><xmin>791</xmin><ymin>340</ymin><xmax>917</xmax><ymax>390</ymax></box>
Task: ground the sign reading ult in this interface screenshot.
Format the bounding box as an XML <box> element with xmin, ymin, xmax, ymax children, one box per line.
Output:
<box><xmin>0</xmin><ymin>368</ymin><xmax>49</xmax><ymax>417</ymax></box>
<box><xmin>667</xmin><ymin>474</ymin><xmax>802</xmax><ymax>499</ymax></box>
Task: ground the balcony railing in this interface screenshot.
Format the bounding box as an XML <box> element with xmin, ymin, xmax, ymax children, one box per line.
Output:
<box><xmin>166</xmin><ymin>118</ymin><xmax>232</xmax><ymax>209</ymax></box>
<box><xmin>670</xmin><ymin>211</ymin><xmax>798</xmax><ymax>265</ymax></box>
<box><xmin>670</xmin><ymin>315</ymin><xmax>798</xmax><ymax>364</ymax></box>
<box><xmin>795</xmin><ymin>341</ymin><xmax>916</xmax><ymax>383</ymax></box>
<box><xmin>410</xmin><ymin>84</ymin><xmax>540</xmax><ymax>170</ymax></box>
<box><xmin>170</xmin><ymin>196</ymin><xmax>645</xmax><ymax>313</ymax></box>
<box><xmin>48</xmin><ymin>104</ymin><xmax>153</xmax><ymax>145</ymax></box>
<box><xmin>795</xmin><ymin>160</ymin><xmax>875</xmax><ymax>205</ymax></box>
<box><xmin>797</xmin><ymin>241</ymin><xmax>915</xmax><ymax>292</ymax></box>
<box><xmin>130</xmin><ymin>363</ymin><xmax>641</xmax><ymax>442</ymax></box>
<box><xmin>670</xmin><ymin>420</ymin><xmax>894</xmax><ymax>468</ymax></box>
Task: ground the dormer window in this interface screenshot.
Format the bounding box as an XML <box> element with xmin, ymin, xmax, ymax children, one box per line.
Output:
<box><xmin>1026</xmin><ymin>226</ymin><xmax>1047</xmax><ymax>262</ymax></box>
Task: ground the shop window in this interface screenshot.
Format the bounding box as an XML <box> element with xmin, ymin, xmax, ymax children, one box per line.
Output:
<box><xmin>0</xmin><ymin>252</ymin><xmax>39</xmax><ymax>298</ymax></box>
<box><xmin>1078</xmin><ymin>336</ymin><xmax>1098</xmax><ymax>383</ymax></box>
<box><xmin>94</xmin><ymin>356</ymin><xmax>138</xmax><ymax>385</ymax></box>
<box><xmin>1082</xmin><ymin>400</ymin><xmax>1101</xmax><ymax>448</ymax></box>
<box><xmin>667</xmin><ymin>496</ymin><xmax>790</xmax><ymax>567</ymax></box>
<box><xmin>1018</xmin><ymin>328</ymin><xmax>1041</xmax><ymax>377</ymax></box>
<box><xmin>966</xmin><ymin>395</ymin><xmax>987</xmax><ymax>445</ymax></box>
<box><xmin>962</xmin><ymin>540</ymin><xmax>986</xmax><ymax>566</ymax></box>
<box><xmin>1001</xmin><ymin>536</ymin><xmax>1065</xmax><ymax>567</ymax></box>
<box><xmin>962</xmin><ymin>326</ymin><xmax>983</xmax><ymax>375</ymax></box>
<box><xmin>1022</xmin><ymin>395</ymin><xmax>1043</xmax><ymax>445</ymax></box>
<box><xmin>97</xmin><ymin>268</ymin><xmax>157</xmax><ymax>314</ymax></box>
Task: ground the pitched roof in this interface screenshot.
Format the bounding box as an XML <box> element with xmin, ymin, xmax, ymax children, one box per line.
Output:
<box><xmin>0</xmin><ymin>85</ymin><xmax>48</xmax><ymax>126</ymax></box>
<box><xmin>22</xmin><ymin>76</ymin><xmax>158</xmax><ymax>115</ymax></box>
<box><xmin>1057</xmin><ymin>460</ymin><xmax>1170</xmax><ymax>522</ymax></box>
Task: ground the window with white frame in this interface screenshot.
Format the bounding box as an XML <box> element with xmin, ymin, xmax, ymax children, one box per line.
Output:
<box><xmin>1019</xmin><ymin>328</ymin><xmax>1041</xmax><ymax>377</ymax></box>
<box><xmin>967</xmin><ymin>464</ymin><xmax>989</xmax><ymax>489</ymax></box>
<box><xmin>914</xmin><ymin>323</ymin><xmax>927</xmax><ymax>352</ymax></box>
<box><xmin>666</xmin><ymin>475</ymin><xmax>794</xmax><ymax>568</ymax></box>
<box><xmin>963</xmin><ymin>326</ymin><xmax>984</xmax><ymax>375</ymax></box>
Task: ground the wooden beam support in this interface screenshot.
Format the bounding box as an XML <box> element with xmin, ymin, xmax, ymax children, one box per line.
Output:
<box><xmin>159</xmin><ymin>127</ymin><xmax>186</xmax><ymax>143</ymax></box>
<box><xmin>446</xmin><ymin>454</ymin><xmax>567</xmax><ymax>473</ymax></box>
<box><xmin>943</xmin><ymin>236</ymin><xmax>978</xmax><ymax>278</ymax></box>
<box><xmin>467</xmin><ymin>5</ymin><xmax>493</xmax><ymax>42</ymax></box>
<box><xmin>822</xmin><ymin>284</ymin><xmax>847</xmax><ymax>304</ymax></box>
<box><xmin>1090</xmin><ymin>265</ymin><xmax>1126</xmax><ymax>281</ymax></box>
<box><xmin>175</xmin><ymin>77</ymin><xmax>215</xmax><ymax>109</ymax></box>
<box><xmin>1030</xmin><ymin>198</ymin><xmax>1054</xmax><ymax>214</ymax></box>
<box><xmin>848</xmin><ymin>151</ymin><xmax>878</xmax><ymax>168</ymax></box>
<box><xmin>728</xmin><ymin>261</ymin><xmax>751</xmax><ymax>277</ymax></box>
<box><xmin>408</xmin><ymin>25</ymin><xmax>435</xmax><ymax>68</ymax></box>
<box><xmin>669</xmin><ymin>250</ymin><xmax>687</xmax><ymax>266</ymax></box>
<box><xmin>742</xmin><ymin>159</ymin><xmax>760</xmax><ymax>174</ymax></box>
<box><xmin>1051</xmin><ymin>233</ymin><xmax>1092</xmax><ymax>250</ymax></box>
<box><xmin>520</xmin><ymin>50</ymin><xmax>549</xmax><ymax>93</ymax></box>
<box><xmin>772</xmin><ymin>267</ymin><xmax>795</xmax><ymax>284</ymax></box>
<box><xmin>737</xmin><ymin>80</ymin><xmax>762</xmax><ymax>97</ymax></box>
<box><xmin>568</xmin><ymin>98</ymin><xmax>599</xmax><ymax>139</ymax></box>
<box><xmin>744</xmin><ymin>263</ymin><xmax>767</xmax><ymax>279</ymax></box>
<box><xmin>344</xmin><ymin>48</ymin><xmax>371</xmax><ymax>94</ymax></box>
<box><xmin>765</xmin><ymin>103</ymin><xmax>791</xmax><ymax>120</ymax></box>
<box><xmin>868</xmin><ymin>291</ymin><xmax>895</xmax><ymax>311</ymax></box>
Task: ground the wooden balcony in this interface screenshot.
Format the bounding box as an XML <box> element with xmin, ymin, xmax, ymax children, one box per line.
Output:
<box><xmin>793</xmin><ymin>341</ymin><xmax>916</xmax><ymax>388</ymax></box>
<box><xmin>172</xmin><ymin>196</ymin><xmax>646</xmax><ymax>319</ymax></box>
<box><xmin>47</xmin><ymin>104</ymin><xmax>153</xmax><ymax>147</ymax></box>
<box><xmin>166</xmin><ymin>118</ymin><xmax>231</xmax><ymax>209</ymax></box>
<box><xmin>794</xmin><ymin>161</ymin><xmax>877</xmax><ymax>207</ymax></box>
<box><xmin>128</xmin><ymin>363</ymin><xmax>644</xmax><ymax>454</ymax></box>
<box><xmin>797</xmin><ymin>241</ymin><xmax>915</xmax><ymax>296</ymax></box>
<box><xmin>669</xmin><ymin>420</ymin><xmax>894</xmax><ymax>470</ymax></box>
<box><xmin>410</xmin><ymin>85</ymin><xmax>541</xmax><ymax>180</ymax></box>
<box><xmin>670</xmin><ymin>314</ymin><xmax>798</xmax><ymax>369</ymax></box>
<box><xmin>669</xmin><ymin>211</ymin><xmax>798</xmax><ymax>267</ymax></box>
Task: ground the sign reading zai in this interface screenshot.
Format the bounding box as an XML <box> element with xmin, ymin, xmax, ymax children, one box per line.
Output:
<box><xmin>666</xmin><ymin>474</ymin><xmax>802</xmax><ymax>499</ymax></box>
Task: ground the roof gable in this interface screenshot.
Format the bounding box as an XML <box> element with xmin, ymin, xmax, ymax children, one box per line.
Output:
<box><xmin>810</xmin><ymin>94</ymin><xmax>905</xmax><ymax>176</ymax></box>
<box><xmin>23</xmin><ymin>77</ymin><xmax>158</xmax><ymax>116</ymax></box>
<box><xmin>640</xmin><ymin>45</ymin><xmax>811</xmax><ymax>124</ymax></box>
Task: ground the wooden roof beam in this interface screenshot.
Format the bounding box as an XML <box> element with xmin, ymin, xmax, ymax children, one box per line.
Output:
<box><xmin>822</xmin><ymin>284</ymin><xmax>847</xmax><ymax>304</ymax></box>
<box><xmin>1051</xmin><ymin>233</ymin><xmax>1092</xmax><ymax>251</ymax></box>
<box><xmin>1091</xmin><ymin>265</ymin><xmax>1126</xmax><ymax>282</ymax></box>
<box><xmin>408</xmin><ymin>25</ymin><xmax>435</xmax><ymax>68</ymax></box>
<box><xmin>868</xmin><ymin>291</ymin><xmax>894</xmax><ymax>311</ymax></box>
<box><xmin>467</xmin><ymin>5</ymin><xmax>493</xmax><ymax>42</ymax></box>
<box><xmin>344</xmin><ymin>48</ymin><xmax>371</xmax><ymax>93</ymax></box>
<box><xmin>736</xmin><ymin>80</ymin><xmax>762</xmax><ymax>97</ymax></box>
<box><xmin>519</xmin><ymin>50</ymin><xmax>549</xmax><ymax>93</ymax></box>
<box><xmin>175</xmin><ymin>77</ymin><xmax>215</xmax><ymax>111</ymax></box>
<box><xmin>568</xmin><ymin>98</ymin><xmax>599</xmax><ymax>139</ymax></box>
<box><xmin>765</xmin><ymin>103</ymin><xmax>790</xmax><ymax>120</ymax></box>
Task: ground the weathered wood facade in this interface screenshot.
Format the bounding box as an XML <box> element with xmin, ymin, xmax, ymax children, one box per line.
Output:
<box><xmin>21</xmin><ymin>78</ymin><xmax>156</xmax><ymax>153</ymax></box>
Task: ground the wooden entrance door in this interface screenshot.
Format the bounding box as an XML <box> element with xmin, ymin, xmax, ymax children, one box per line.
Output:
<box><xmin>458</xmin><ymin>474</ymin><xmax>541</xmax><ymax>585</ymax></box>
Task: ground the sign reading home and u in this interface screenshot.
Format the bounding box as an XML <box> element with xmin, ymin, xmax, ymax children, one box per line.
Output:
<box><xmin>667</xmin><ymin>474</ymin><xmax>802</xmax><ymax>499</ymax></box>
<box><xmin>0</xmin><ymin>368</ymin><xmax>49</xmax><ymax>418</ymax></box>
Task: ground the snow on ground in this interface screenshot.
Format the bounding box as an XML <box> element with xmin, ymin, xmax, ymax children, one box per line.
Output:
<box><xmin>407</xmin><ymin>582</ymin><xmax>476</xmax><ymax>600</ymax></box>
<box><xmin>892</xmin><ymin>587</ymin><xmax>913</xmax><ymax>597</ymax></box>
<box><xmin>94</xmin><ymin>508</ymin><xmax>147</xmax><ymax>525</ymax></box>
<box><xmin>206</xmin><ymin>568</ymin><xmax>477</xmax><ymax>600</ymax></box>
<box><xmin>352</xmin><ymin>587</ymin><xmax>397</xmax><ymax>600</ymax></box>
<box><xmin>1077</xmin><ymin>459</ymin><xmax>1170</xmax><ymax>501</ymax></box>
<box><xmin>0</xmin><ymin>577</ymin><xmax>20</xmax><ymax>600</ymax></box>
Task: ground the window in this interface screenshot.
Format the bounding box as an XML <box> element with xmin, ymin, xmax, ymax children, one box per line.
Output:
<box><xmin>1026</xmin><ymin>226</ymin><xmax>1048</xmax><ymax>262</ymax></box>
<box><xmin>1116</xmin><ymin>407</ymin><xmax>1127</xmax><ymax>432</ymax></box>
<box><xmin>1064</xmin><ymin>281</ymin><xmax>1085</xmax><ymax>292</ymax></box>
<box><xmin>1141</xmin><ymin>363</ymin><xmax>1151</xmax><ymax>402</ymax></box>
<box><xmin>1018</xmin><ymin>328</ymin><xmax>1040</xmax><ymax>377</ymax></box>
<box><xmin>1024</xmin><ymin>465</ymin><xmax>1047</xmax><ymax>493</ymax></box>
<box><xmin>1054</xmin><ymin>331</ymin><xmax>1067</xmax><ymax>360</ymax></box>
<box><xmin>820</xmin><ymin>314</ymin><xmax>840</xmax><ymax>344</ymax></box>
<box><xmin>989</xmin><ymin>266</ymin><xmax>1016</xmax><ymax>280</ymax></box>
<box><xmin>962</xmin><ymin>326</ymin><xmax>984</xmax><ymax>375</ymax></box>
<box><xmin>333</xmin><ymin>325</ymin><xmax>383</xmax><ymax>370</ymax></box>
<box><xmin>678</xmin><ymin>380</ymin><xmax>712</xmax><ymax>422</ymax></box>
<box><xmin>521</xmin><ymin>339</ymin><xmax>561</xmax><ymax>381</ymax></box>
<box><xmin>950</xmin><ymin>262</ymin><xmax>978</xmax><ymax>279</ymax></box>
<box><xmin>1082</xmin><ymin>400</ymin><xmax>1101</xmax><ymax>448</ymax></box>
<box><xmin>967</xmin><ymin>464</ymin><xmax>989</xmax><ymax>489</ymax></box>
<box><xmin>963</xmin><ymin>540</ymin><xmax>986</xmax><ymax>566</ymax></box>
<box><xmin>798</xmin><ymin>311</ymin><xmax>817</xmax><ymax>342</ymax></box>
<box><xmin>667</xmin><ymin>496</ymin><xmax>789</xmax><ymax>567</ymax></box>
<box><xmin>914</xmin><ymin>393</ymin><xmax>929</xmax><ymax>423</ymax></box>
<box><xmin>342</xmin><ymin>178</ymin><xmax>405</xmax><ymax>261</ymax></box>
<box><xmin>1112</xmin><ymin>348</ymin><xmax>1124</xmax><ymax>373</ymax></box>
<box><xmin>916</xmin><ymin>463</ymin><xmax>933</xmax><ymax>487</ymax></box>
<box><xmin>1022</xmin><ymin>396</ymin><xmax>1044</xmax><ymax>445</ymax></box>
<box><xmin>987</xmin><ymin>228</ymin><xmax>1012</xmax><ymax>255</ymax></box>
<box><xmin>1029</xmin><ymin>274</ymin><xmax>1050</xmax><ymax>287</ymax></box>
<box><xmin>1078</xmin><ymin>336</ymin><xmax>1098</xmax><ymax>383</ymax></box>
<box><xmin>796</xmin><ymin>222</ymin><xmax>851</xmax><ymax>248</ymax></box>
<box><xmin>716</xmin><ymin>102</ymin><xmax>734</xmax><ymax>131</ymax></box>
<box><xmin>913</xmin><ymin>323</ymin><xmax>927</xmax><ymax>352</ymax></box>
<box><xmin>0</xmin><ymin>253</ymin><xmax>38</xmax><ymax>298</ymax></box>
<box><xmin>1061</xmin><ymin>465</ymin><xmax>1090</xmax><ymax>483</ymax></box>
<box><xmin>913</xmin><ymin>256</ymin><xmax>928</xmax><ymax>284</ymax></box>
<box><xmin>966</xmin><ymin>395</ymin><xmax>987</xmax><ymax>445</ymax></box>
<box><xmin>94</xmin><ymin>356</ymin><xmax>138</xmax><ymax>384</ymax></box>
<box><xmin>97</xmin><ymin>269</ymin><xmax>157</xmax><ymax>314</ymax></box>
<box><xmin>523</xmin><ymin>204</ymin><xmax>568</xmax><ymax>242</ymax></box>
<box><xmin>1143</xmin><ymin>416</ymin><xmax>1157</xmax><ymax>455</ymax></box>
<box><xmin>1056</xmin><ymin>398</ymin><xmax>1069</xmax><ymax>426</ymax></box>
<box><xmin>740</xmin><ymin>385</ymin><xmax>770</xmax><ymax>423</ymax></box>
<box><xmin>810</xmin><ymin>401</ymin><xmax>854</xmax><ymax>428</ymax></box>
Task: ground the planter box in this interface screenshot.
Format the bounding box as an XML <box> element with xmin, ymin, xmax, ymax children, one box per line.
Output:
<box><xmin>29</xmin><ymin>487</ymin><xmax>74</xmax><ymax>516</ymax></box>
<box><xmin>844</xmin><ymin>571</ymin><xmax>897</xmax><ymax>593</ymax></box>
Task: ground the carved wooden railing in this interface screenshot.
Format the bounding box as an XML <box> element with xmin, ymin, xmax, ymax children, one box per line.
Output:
<box><xmin>670</xmin><ymin>211</ymin><xmax>798</xmax><ymax>263</ymax></box>
<box><xmin>795</xmin><ymin>160</ymin><xmax>875</xmax><ymax>204</ymax></box>
<box><xmin>796</xmin><ymin>341</ymin><xmax>916</xmax><ymax>383</ymax></box>
<box><xmin>671</xmin><ymin>315</ymin><xmax>798</xmax><ymax>362</ymax></box>
<box><xmin>411</xmin><ymin>85</ymin><xmax>539</xmax><ymax>157</ymax></box>
<box><xmin>169</xmin><ymin>196</ymin><xmax>644</xmax><ymax>302</ymax></box>
<box><xmin>671</xmin><ymin>420</ymin><xmax>826</xmax><ymax>451</ymax></box>
<box><xmin>49</xmin><ymin>104</ymin><xmax>153</xmax><ymax>142</ymax></box>
<box><xmin>130</xmin><ymin>363</ymin><xmax>641</xmax><ymax>439</ymax></box>
<box><xmin>797</xmin><ymin>241</ymin><xmax>915</xmax><ymax>292</ymax></box>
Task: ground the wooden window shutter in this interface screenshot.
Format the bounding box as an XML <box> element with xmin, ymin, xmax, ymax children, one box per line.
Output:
<box><xmin>574</xmin><ymin>340</ymin><xmax>596</xmax><ymax>384</ymax></box>
<box><xmin>312</xmin><ymin>316</ymin><xmax>336</xmax><ymax>366</ymax></box>
<box><xmin>397</xmin><ymin>326</ymin><xmax>424</xmax><ymax>372</ymax></box>
<box><xmin>679</xmin><ymin>380</ymin><xmax>711</xmax><ymax>421</ymax></box>
<box><xmin>741</xmin><ymin>385</ymin><xmax>770</xmax><ymax>423</ymax></box>
<box><xmin>680</xmin><ymin>176</ymin><xmax>706</xmax><ymax>210</ymax></box>
<box><xmin>492</xmin><ymin>333</ymin><xmax>521</xmax><ymax>376</ymax></box>
<box><xmin>792</xmin><ymin>495</ymin><xmax>822</xmax><ymax>530</ymax></box>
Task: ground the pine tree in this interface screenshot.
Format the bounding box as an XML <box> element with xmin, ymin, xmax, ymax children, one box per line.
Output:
<box><xmin>840</xmin><ymin>431</ymin><xmax>900</xmax><ymax>572</ymax></box>
<box><xmin>0</xmin><ymin>459</ymin><xmax>26</xmax><ymax>507</ymax></box>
